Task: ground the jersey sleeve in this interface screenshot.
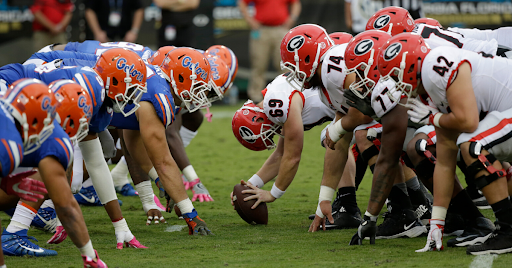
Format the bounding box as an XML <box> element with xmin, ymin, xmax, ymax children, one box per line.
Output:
<box><xmin>21</xmin><ymin>123</ymin><xmax>73</xmax><ymax>169</ymax></box>
<box><xmin>263</xmin><ymin>86</ymin><xmax>303</xmax><ymax>126</ymax></box>
<box><xmin>422</xmin><ymin>47</ymin><xmax>467</xmax><ymax>92</ymax></box>
<box><xmin>0</xmin><ymin>124</ymin><xmax>23</xmax><ymax>178</ymax></box>
<box><xmin>321</xmin><ymin>44</ymin><xmax>348</xmax><ymax>94</ymax></box>
<box><xmin>72</xmin><ymin>69</ymin><xmax>106</xmax><ymax>115</ymax></box>
<box><xmin>371</xmin><ymin>79</ymin><xmax>402</xmax><ymax>118</ymax></box>
<box><xmin>89</xmin><ymin>104</ymin><xmax>114</xmax><ymax>133</ymax></box>
<box><xmin>141</xmin><ymin>84</ymin><xmax>176</xmax><ymax>128</ymax></box>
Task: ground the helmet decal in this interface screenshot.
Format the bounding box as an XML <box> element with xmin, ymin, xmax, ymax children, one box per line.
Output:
<box><xmin>182</xmin><ymin>56</ymin><xmax>208</xmax><ymax>81</ymax></box>
<box><xmin>208</xmin><ymin>57</ymin><xmax>220</xmax><ymax>80</ymax></box>
<box><xmin>374</xmin><ymin>15</ymin><xmax>391</xmax><ymax>29</ymax></box>
<box><xmin>239</xmin><ymin>126</ymin><xmax>256</xmax><ymax>143</ymax></box>
<box><xmin>115</xmin><ymin>58</ymin><xmax>144</xmax><ymax>82</ymax></box>
<box><xmin>384</xmin><ymin>43</ymin><xmax>402</xmax><ymax>61</ymax></box>
<box><xmin>286</xmin><ymin>35</ymin><xmax>306</xmax><ymax>52</ymax></box>
<box><xmin>78</xmin><ymin>95</ymin><xmax>92</xmax><ymax>118</ymax></box>
<box><xmin>354</xmin><ymin>39</ymin><xmax>374</xmax><ymax>56</ymax></box>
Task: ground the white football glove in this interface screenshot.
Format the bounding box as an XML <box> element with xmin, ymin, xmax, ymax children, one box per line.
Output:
<box><xmin>416</xmin><ymin>219</ymin><xmax>445</xmax><ymax>252</ymax></box>
<box><xmin>406</xmin><ymin>98</ymin><xmax>440</xmax><ymax>126</ymax></box>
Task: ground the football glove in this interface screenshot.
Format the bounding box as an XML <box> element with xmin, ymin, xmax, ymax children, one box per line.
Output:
<box><xmin>344</xmin><ymin>89</ymin><xmax>376</xmax><ymax>117</ymax></box>
<box><xmin>416</xmin><ymin>219</ymin><xmax>445</xmax><ymax>252</ymax></box>
<box><xmin>191</xmin><ymin>179</ymin><xmax>214</xmax><ymax>202</ymax></box>
<box><xmin>349</xmin><ymin>215</ymin><xmax>377</xmax><ymax>245</ymax></box>
<box><xmin>406</xmin><ymin>98</ymin><xmax>440</xmax><ymax>126</ymax></box>
<box><xmin>0</xmin><ymin>170</ymin><xmax>47</xmax><ymax>202</ymax></box>
<box><xmin>183</xmin><ymin>209</ymin><xmax>213</xmax><ymax>236</ymax></box>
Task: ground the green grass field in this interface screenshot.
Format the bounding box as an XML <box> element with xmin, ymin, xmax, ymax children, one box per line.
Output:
<box><xmin>2</xmin><ymin>104</ymin><xmax>511</xmax><ymax>268</ymax></box>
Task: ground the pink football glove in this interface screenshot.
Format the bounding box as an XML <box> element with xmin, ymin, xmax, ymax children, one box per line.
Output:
<box><xmin>182</xmin><ymin>175</ymin><xmax>193</xmax><ymax>190</ymax></box>
<box><xmin>191</xmin><ymin>179</ymin><xmax>214</xmax><ymax>202</ymax></box>
<box><xmin>47</xmin><ymin>225</ymin><xmax>68</xmax><ymax>244</ymax></box>
<box><xmin>0</xmin><ymin>170</ymin><xmax>47</xmax><ymax>202</ymax></box>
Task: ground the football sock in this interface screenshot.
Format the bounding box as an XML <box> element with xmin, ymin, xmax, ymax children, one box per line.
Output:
<box><xmin>354</xmin><ymin>145</ymin><xmax>368</xmax><ymax>190</ymax></box>
<box><xmin>82</xmin><ymin>178</ymin><xmax>93</xmax><ymax>188</ymax></box>
<box><xmin>79</xmin><ymin>240</ymin><xmax>96</xmax><ymax>259</ymax></box>
<box><xmin>111</xmin><ymin>156</ymin><xmax>130</xmax><ymax>189</ymax></box>
<box><xmin>179</xmin><ymin>126</ymin><xmax>198</xmax><ymax>148</ymax></box>
<box><xmin>387</xmin><ymin>184</ymin><xmax>413</xmax><ymax>211</ymax></box>
<box><xmin>491</xmin><ymin>197</ymin><xmax>512</xmax><ymax>225</ymax></box>
<box><xmin>335</xmin><ymin>186</ymin><xmax>359</xmax><ymax>214</ymax></box>
<box><xmin>448</xmin><ymin>189</ymin><xmax>484</xmax><ymax>220</ymax></box>
<box><xmin>406</xmin><ymin>176</ymin><xmax>429</xmax><ymax>208</ymax></box>
<box><xmin>6</xmin><ymin>202</ymin><xmax>37</xmax><ymax>233</ymax></box>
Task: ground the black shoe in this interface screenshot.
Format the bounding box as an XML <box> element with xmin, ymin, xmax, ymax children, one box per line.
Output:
<box><xmin>414</xmin><ymin>204</ymin><xmax>432</xmax><ymax>226</ymax></box>
<box><xmin>473</xmin><ymin>196</ymin><xmax>491</xmax><ymax>210</ymax></box>
<box><xmin>324</xmin><ymin>207</ymin><xmax>362</xmax><ymax>230</ymax></box>
<box><xmin>444</xmin><ymin>213</ymin><xmax>465</xmax><ymax>236</ymax></box>
<box><xmin>467</xmin><ymin>221</ymin><xmax>512</xmax><ymax>255</ymax></box>
<box><xmin>447</xmin><ymin>217</ymin><xmax>494</xmax><ymax>247</ymax></box>
<box><xmin>376</xmin><ymin>209</ymin><xmax>426</xmax><ymax>239</ymax></box>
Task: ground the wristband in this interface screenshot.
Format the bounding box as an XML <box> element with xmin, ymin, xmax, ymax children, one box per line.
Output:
<box><xmin>318</xmin><ymin>185</ymin><xmax>335</xmax><ymax>202</ymax></box>
<box><xmin>432</xmin><ymin>206</ymin><xmax>447</xmax><ymax>221</ymax></box>
<box><xmin>248</xmin><ymin>174</ymin><xmax>264</xmax><ymax>188</ymax></box>
<box><xmin>431</xmin><ymin>113</ymin><xmax>443</xmax><ymax>128</ymax></box>
<box><xmin>270</xmin><ymin>183</ymin><xmax>285</xmax><ymax>199</ymax></box>
<box><xmin>327</xmin><ymin>119</ymin><xmax>346</xmax><ymax>143</ymax></box>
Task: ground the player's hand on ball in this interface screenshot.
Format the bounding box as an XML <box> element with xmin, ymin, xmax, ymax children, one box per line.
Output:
<box><xmin>146</xmin><ymin>209</ymin><xmax>166</xmax><ymax>225</ymax></box>
<box><xmin>349</xmin><ymin>215</ymin><xmax>377</xmax><ymax>245</ymax></box>
<box><xmin>416</xmin><ymin>219</ymin><xmax>445</xmax><ymax>252</ymax></box>
<box><xmin>242</xmin><ymin>183</ymin><xmax>276</xmax><ymax>209</ymax></box>
<box><xmin>308</xmin><ymin>200</ymin><xmax>334</xmax><ymax>232</ymax></box>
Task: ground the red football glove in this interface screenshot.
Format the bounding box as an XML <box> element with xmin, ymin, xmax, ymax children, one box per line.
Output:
<box><xmin>0</xmin><ymin>170</ymin><xmax>47</xmax><ymax>202</ymax></box>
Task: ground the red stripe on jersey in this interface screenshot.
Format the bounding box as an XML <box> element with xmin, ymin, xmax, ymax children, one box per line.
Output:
<box><xmin>82</xmin><ymin>74</ymin><xmax>97</xmax><ymax>107</ymax></box>
<box><xmin>469</xmin><ymin>117</ymin><xmax>512</xmax><ymax>142</ymax></box>
<box><xmin>287</xmin><ymin>90</ymin><xmax>305</xmax><ymax>119</ymax></box>
<box><xmin>1</xmin><ymin>139</ymin><xmax>13</xmax><ymax>174</ymax></box>
<box><xmin>55</xmin><ymin>138</ymin><xmax>70</xmax><ymax>161</ymax></box>
<box><xmin>428</xmin><ymin>131</ymin><xmax>436</xmax><ymax>139</ymax></box>
<box><xmin>261</xmin><ymin>88</ymin><xmax>267</xmax><ymax>97</ymax></box>
<box><xmin>155</xmin><ymin>94</ymin><xmax>167</xmax><ymax>126</ymax></box>
<box><xmin>351</xmin><ymin>144</ymin><xmax>358</xmax><ymax>162</ymax></box>
<box><xmin>447</xmin><ymin>60</ymin><xmax>472</xmax><ymax>90</ymax></box>
<box><xmin>321</xmin><ymin>88</ymin><xmax>332</xmax><ymax>106</ymax></box>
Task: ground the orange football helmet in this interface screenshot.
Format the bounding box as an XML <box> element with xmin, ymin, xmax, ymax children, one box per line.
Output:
<box><xmin>160</xmin><ymin>47</ymin><xmax>211</xmax><ymax>112</ymax></box>
<box><xmin>0</xmin><ymin>78</ymin><xmax>60</xmax><ymax>155</ymax></box>
<box><xmin>205</xmin><ymin>55</ymin><xmax>231</xmax><ymax>103</ymax></box>
<box><xmin>204</xmin><ymin>45</ymin><xmax>238</xmax><ymax>88</ymax></box>
<box><xmin>232</xmin><ymin>100</ymin><xmax>281</xmax><ymax>151</ymax></box>
<box><xmin>148</xmin><ymin>46</ymin><xmax>177</xmax><ymax>66</ymax></box>
<box><xmin>93</xmin><ymin>48</ymin><xmax>147</xmax><ymax>117</ymax></box>
<box><xmin>49</xmin><ymin>79</ymin><xmax>92</xmax><ymax>143</ymax></box>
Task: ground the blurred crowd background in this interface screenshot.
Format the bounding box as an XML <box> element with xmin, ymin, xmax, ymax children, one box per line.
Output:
<box><xmin>0</xmin><ymin>0</ymin><xmax>511</xmax><ymax>101</ymax></box>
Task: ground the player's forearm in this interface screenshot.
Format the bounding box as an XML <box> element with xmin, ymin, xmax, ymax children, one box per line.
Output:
<box><xmin>321</xmin><ymin>135</ymin><xmax>351</xmax><ymax>189</ymax></box>
<box><xmin>84</xmin><ymin>9</ymin><xmax>103</xmax><ymax>35</ymax></box>
<box><xmin>130</xmin><ymin>9</ymin><xmax>143</xmax><ymax>33</ymax></box>
<box><xmin>367</xmin><ymin>159</ymin><xmax>399</xmax><ymax>215</ymax></box>
<box><xmin>432</xmin><ymin>128</ymin><xmax>459</xmax><ymax>208</ymax></box>
<box><xmin>274</xmin><ymin>153</ymin><xmax>301</xmax><ymax>192</ymax></box>
<box><xmin>256</xmin><ymin>150</ymin><xmax>283</xmax><ymax>184</ymax></box>
<box><xmin>60</xmin><ymin>12</ymin><xmax>73</xmax><ymax>29</ymax></box>
<box><xmin>166</xmin><ymin>127</ymin><xmax>191</xmax><ymax>170</ymax></box>
<box><xmin>437</xmin><ymin>112</ymin><xmax>477</xmax><ymax>133</ymax></box>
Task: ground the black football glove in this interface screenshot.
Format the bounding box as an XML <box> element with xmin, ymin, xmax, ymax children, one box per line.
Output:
<box><xmin>349</xmin><ymin>215</ymin><xmax>377</xmax><ymax>245</ymax></box>
<box><xmin>344</xmin><ymin>89</ymin><xmax>376</xmax><ymax>117</ymax></box>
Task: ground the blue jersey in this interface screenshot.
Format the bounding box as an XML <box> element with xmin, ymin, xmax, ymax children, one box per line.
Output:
<box><xmin>65</xmin><ymin>41</ymin><xmax>154</xmax><ymax>60</ymax></box>
<box><xmin>24</xmin><ymin>51</ymin><xmax>97</xmax><ymax>66</ymax></box>
<box><xmin>21</xmin><ymin>122</ymin><xmax>73</xmax><ymax>169</ymax></box>
<box><xmin>0</xmin><ymin>104</ymin><xmax>23</xmax><ymax>178</ymax></box>
<box><xmin>110</xmin><ymin>65</ymin><xmax>176</xmax><ymax>130</ymax></box>
<box><xmin>0</xmin><ymin>63</ymin><xmax>113</xmax><ymax>133</ymax></box>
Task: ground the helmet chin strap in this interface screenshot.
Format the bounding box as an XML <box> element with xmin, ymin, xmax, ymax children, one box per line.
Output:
<box><xmin>307</xmin><ymin>44</ymin><xmax>322</xmax><ymax>82</ymax></box>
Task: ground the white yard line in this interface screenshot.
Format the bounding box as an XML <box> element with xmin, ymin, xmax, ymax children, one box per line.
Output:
<box><xmin>469</xmin><ymin>254</ymin><xmax>498</xmax><ymax>268</ymax></box>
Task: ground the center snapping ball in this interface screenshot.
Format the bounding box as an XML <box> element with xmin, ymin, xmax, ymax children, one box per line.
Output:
<box><xmin>232</xmin><ymin>184</ymin><xmax>268</xmax><ymax>225</ymax></box>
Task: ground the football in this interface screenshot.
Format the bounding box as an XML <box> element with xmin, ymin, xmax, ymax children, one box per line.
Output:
<box><xmin>232</xmin><ymin>184</ymin><xmax>268</xmax><ymax>225</ymax></box>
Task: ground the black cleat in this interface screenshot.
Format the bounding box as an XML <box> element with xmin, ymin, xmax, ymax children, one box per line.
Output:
<box><xmin>444</xmin><ymin>213</ymin><xmax>465</xmax><ymax>237</ymax></box>
<box><xmin>324</xmin><ymin>207</ymin><xmax>362</xmax><ymax>230</ymax></box>
<box><xmin>467</xmin><ymin>221</ymin><xmax>512</xmax><ymax>255</ymax></box>
<box><xmin>414</xmin><ymin>204</ymin><xmax>432</xmax><ymax>226</ymax></box>
<box><xmin>473</xmin><ymin>196</ymin><xmax>491</xmax><ymax>210</ymax></box>
<box><xmin>447</xmin><ymin>217</ymin><xmax>494</xmax><ymax>247</ymax></box>
<box><xmin>376</xmin><ymin>209</ymin><xmax>426</xmax><ymax>239</ymax></box>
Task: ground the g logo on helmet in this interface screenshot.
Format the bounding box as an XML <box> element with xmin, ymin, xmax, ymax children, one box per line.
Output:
<box><xmin>354</xmin><ymin>39</ymin><xmax>374</xmax><ymax>56</ymax></box>
<box><xmin>373</xmin><ymin>15</ymin><xmax>390</xmax><ymax>29</ymax></box>
<box><xmin>384</xmin><ymin>43</ymin><xmax>402</xmax><ymax>61</ymax></box>
<box><xmin>239</xmin><ymin>126</ymin><xmax>256</xmax><ymax>143</ymax></box>
<box><xmin>287</xmin><ymin>35</ymin><xmax>305</xmax><ymax>52</ymax></box>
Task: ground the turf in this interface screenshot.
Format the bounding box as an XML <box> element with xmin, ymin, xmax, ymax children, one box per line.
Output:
<box><xmin>2</xmin><ymin>104</ymin><xmax>511</xmax><ymax>268</ymax></box>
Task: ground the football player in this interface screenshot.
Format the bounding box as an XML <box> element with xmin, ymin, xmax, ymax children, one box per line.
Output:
<box><xmin>380</xmin><ymin>33</ymin><xmax>512</xmax><ymax>254</ymax></box>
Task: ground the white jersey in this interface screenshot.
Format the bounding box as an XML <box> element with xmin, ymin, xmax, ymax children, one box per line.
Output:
<box><xmin>319</xmin><ymin>44</ymin><xmax>350</xmax><ymax>114</ymax></box>
<box><xmin>422</xmin><ymin>46</ymin><xmax>512</xmax><ymax>115</ymax></box>
<box><xmin>371</xmin><ymin>78</ymin><xmax>403</xmax><ymax>118</ymax></box>
<box><xmin>262</xmin><ymin>74</ymin><xmax>335</xmax><ymax>129</ymax></box>
<box><xmin>413</xmin><ymin>24</ymin><xmax>498</xmax><ymax>56</ymax></box>
<box><xmin>447</xmin><ymin>27</ymin><xmax>512</xmax><ymax>51</ymax></box>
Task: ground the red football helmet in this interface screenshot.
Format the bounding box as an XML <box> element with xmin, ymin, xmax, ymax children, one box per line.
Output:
<box><xmin>49</xmin><ymin>80</ymin><xmax>92</xmax><ymax>143</ymax></box>
<box><xmin>377</xmin><ymin>33</ymin><xmax>430</xmax><ymax>100</ymax></box>
<box><xmin>280</xmin><ymin>24</ymin><xmax>334</xmax><ymax>91</ymax></box>
<box><xmin>148</xmin><ymin>46</ymin><xmax>177</xmax><ymax>66</ymax></box>
<box><xmin>329</xmin><ymin>32</ymin><xmax>353</xmax><ymax>45</ymax></box>
<box><xmin>232</xmin><ymin>100</ymin><xmax>282</xmax><ymax>151</ymax></box>
<box><xmin>94</xmin><ymin>48</ymin><xmax>147</xmax><ymax>117</ymax></box>
<box><xmin>345</xmin><ymin>30</ymin><xmax>391</xmax><ymax>98</ymax></box>
<box><xmin>160</xmin><ymin>47</ymin><xmax>211</xmax><ymax>112</ymax></box>
<box><xmin>205</xmin><ymin>55</ymin><xmax>231</xmax><ymax>103</ymax></box>
<box><xmin>366</xmin><ymin>7</ymin><xmax>415</xmax><ymax>36</ymax></box>
<box><xmin>0</xmin><ymin>78</ymin><xmax>60</xmax><ymax>155</ymax></box>
<box><xmin>204</xmin><ymin>45</ymin><xmax>238</xmax><ymax>88</ymax></box>
<box><xmin>415</xmin><ymin>18</ymin><xmax>442</xmax><ymax>28</ymax></box>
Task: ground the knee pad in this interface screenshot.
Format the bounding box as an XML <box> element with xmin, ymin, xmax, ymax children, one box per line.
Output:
<box><xmin>415</xmin><ymin>139</ymin><xmax>436</xmax><ymax>164</ymax></box>
<box><xmin>466</xmin><ymin>142</ymin><xmax>505</xmax><ymax>190</ymax></box>
<box><xmin>361</xmin><ymin>145</ymin><xmax>380</xmax><ymax>162</ymax></box>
